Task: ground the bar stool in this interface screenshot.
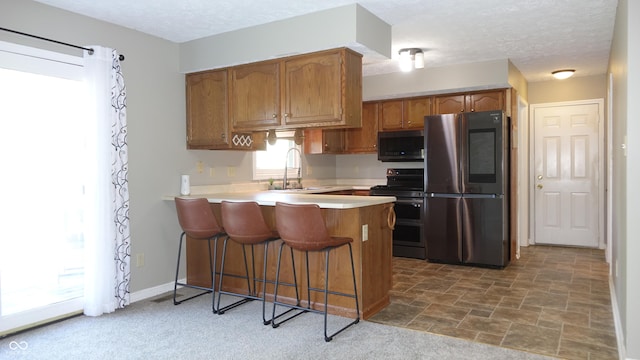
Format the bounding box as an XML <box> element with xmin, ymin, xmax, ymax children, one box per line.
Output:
<box><xmin>215</xmin><ymin>201</ymin><xmax>283</xmax><ymax>324</ymax></box>
<box><xmin>173</xmin><ymin>197</ymin><xmax>224</xmax><ymax>313</ymax></box>
<box><xmin>271</xmin><ymin>202</ymin><xmax>360</xmax><ymax>342</ymax></box>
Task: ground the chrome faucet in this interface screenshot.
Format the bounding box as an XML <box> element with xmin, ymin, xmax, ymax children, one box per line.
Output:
<box><xmin>283</xmin><ymin>147</ymin><xmax>302</xmax><ymax>190</ymax></box>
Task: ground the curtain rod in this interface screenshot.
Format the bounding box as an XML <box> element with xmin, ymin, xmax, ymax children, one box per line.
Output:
<box><xmin>0</xmin><ymin>27</ymin><xmax>125</xmax><ymax>61</ymax></box>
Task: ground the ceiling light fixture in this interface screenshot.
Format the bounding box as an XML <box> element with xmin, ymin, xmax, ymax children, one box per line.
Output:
<box><xmin>552</xmin><ymin>69</ymin><xmax>575</xmax><ymax>80</ymax></box>
<box><xmin>398</xmin><ymin>48</ymin><xmax>424</xmax><ymax>72</ymax></box>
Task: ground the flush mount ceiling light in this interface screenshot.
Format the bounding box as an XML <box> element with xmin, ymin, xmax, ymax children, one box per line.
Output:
<box><xmin>552</xmin><ymin>69</ymin><xmax>575</xmax><ymax>80</ymax></box>
<box><xmin>398</xmin><ymin>48</ymin><xmax>424</xmax><ymax>72</ymax></box>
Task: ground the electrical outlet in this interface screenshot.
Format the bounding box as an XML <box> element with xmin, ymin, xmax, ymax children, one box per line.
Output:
<box><xmin>306</xmin><ymin>165</ymin><xmax>313</xmax><ymax>175</ymax></box>
<box><xmin>227</xmin><ymin>166</ymin><xmax>236</xmax><ymax>177</ymax></box>
<box><xmin>136</xmin><ymin>253</ymin><xmax>145</xmax><ymax>267</ymax></box>
<box><xmin>209</xmin><ymin>167</ymin><xmax>215</xmax><ymax>177</ymax></box>
<box><xmin>196</xmin><ymin>161</ymin><xmax>204</xmax><ymax>173</ymax></box>
<box><xmin>362</xmin><ymin>224</ymin><xmax>368</xmax><ymax>241</ymax></box>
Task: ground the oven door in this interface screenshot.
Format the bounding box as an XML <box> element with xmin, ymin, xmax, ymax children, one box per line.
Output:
<box><xmin>392</xmin><ymin>198</ymin><xmax>426</xmax><ymax>259</ymax></box>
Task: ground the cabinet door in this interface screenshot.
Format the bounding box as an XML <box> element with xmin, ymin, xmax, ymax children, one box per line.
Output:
<box><xmin>303</xmin><ymin>128</ymin><xmax>345</xmax><ymax>154</ymax></box>
<box><xmin>229</xmin><ymin>61</ymin><xmax>280</xmax><ymax>130</ymax></box>
<box><xmin>379</xmin><ymin>100</ymin><xmax>403</xmax><ymax>130</ymax></box>
<box><xmin>345</xmin><ymin>101</ymin><xmax>378</xmax><ymax>153</ymax></box>
<box><xmin>433</xmin><ymin>94</ymin><xmax>465</xmax><ymax>115</ymax></box>
<box><xmin>283</xmin><ymin>52</ymin><xmax>341</xmax><ymax>126</ymax></box>
<box><xmin>403</xmin><ymin>97</ymin><xmax>431</xmax><ymax>129</ymax></box>
<box><xmin>186</xmin><ymin>70</ymin><xmax>229</xmax><ymax>149</ymax></box>
<box><xmin>466</xmin><ymin>91</ymin><xmax>504</xmax><ymax>112</ymax></box>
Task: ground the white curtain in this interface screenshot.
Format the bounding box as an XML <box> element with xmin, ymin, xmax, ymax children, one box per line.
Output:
<box><xmin>82</xmin><ymin>46</ymin><xmax>131</xmax><ymax>316</ymax></box>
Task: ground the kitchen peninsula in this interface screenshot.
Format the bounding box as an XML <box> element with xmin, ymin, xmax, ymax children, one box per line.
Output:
<box><xmin>176</xmin><ymin>191</ymin><xmax>396</xmax><ymax>319</ymax></box>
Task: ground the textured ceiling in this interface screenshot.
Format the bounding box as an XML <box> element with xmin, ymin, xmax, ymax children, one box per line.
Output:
<box><xmin>33</xmin><ymin>0</ymin><xmax>618</xmax><ymax>82</ymax></box>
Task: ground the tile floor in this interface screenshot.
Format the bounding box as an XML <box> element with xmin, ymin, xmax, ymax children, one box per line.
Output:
<box><xmin>368</xmin><ymin>245</ymin><xmax>618</xmax><ymax>359</ymax></box>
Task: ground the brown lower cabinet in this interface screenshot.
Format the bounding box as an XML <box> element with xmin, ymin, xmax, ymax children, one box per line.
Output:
<box><xmin>186</xmin><ymin>202</ymin><xmax>394</xmax><ymax>319</ymax></box>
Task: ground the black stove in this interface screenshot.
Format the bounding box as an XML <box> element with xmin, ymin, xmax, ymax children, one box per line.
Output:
<box><xmin>370</xmin><ymin>168</ymin><xmax>424</xmax><ymax>197</ymax></box>
<box><xmin>369</xmin><ymin>185</ymin><xmax>423</xmax><ymax>198</ymax></box>
<box><xmin>370</xmin><ymin>168</ymin><xmax>426</xmax><ymax>259</ymax></box>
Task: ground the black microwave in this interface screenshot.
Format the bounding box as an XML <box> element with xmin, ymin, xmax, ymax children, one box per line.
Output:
<box><xmin>377</xmin><ymin>130</ymin><xmax>424</xmax><ymax>162</ymax></box>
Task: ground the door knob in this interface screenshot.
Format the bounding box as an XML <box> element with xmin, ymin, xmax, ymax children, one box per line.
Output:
<box><xmin>537</xmin><ymin>175</ymin><xmax>543</xmax><ymax>180</ymax></box>
<box><xmin>536</xmin><ymin>184</ymin><xmax>543</xmax><ymax>189</ymax></box>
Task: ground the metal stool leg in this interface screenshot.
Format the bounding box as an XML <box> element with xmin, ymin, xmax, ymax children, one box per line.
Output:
<box><xmin>215</xmin><ymin>236</ymin><xmax>255</xmax><ymax>314</ymax></box>
<box><xmin>262</xmin><ymin>242</ymin><xmax>271</xmax><ymax>325</ymax></box>
<box><xmin>174</xmin><ymin>232</ymin><xmax>217</xmax><ymax>305</ymax></box>
<box><xmin>210</xmin><ymin>235</ymin><xmax>218</xmax><ymax>313</ymax></box>
<box><xmin>324</xmin><ymin>243</ymin><xmax>360</xmax><ymax>342</ymax></box>
<box><xmin>271</xmin><ymin>243</ymin><xmax>306</xmax><ymax>328</ymax></box>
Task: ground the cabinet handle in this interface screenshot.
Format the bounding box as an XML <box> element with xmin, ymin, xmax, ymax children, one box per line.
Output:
<box><xmin>471</xmin><ymin>108</ymin><xmax>475</xmax><ymax>112</ymax></box>
<box><xmin>460</xmin><ymin>109</ymin><xmax>464</xmax><ymax>112</ymax></box>
<box><xmin>221</xmin><ymin>133</ymin><xmax>226</xmax><ymax>139</ymax></box>
<box><xmin>386</xmin><ymin>205</ymin><xmax>396</xmax><ymax>230</ymax></box>
<box><xmin>283</xmin><ymin>113</ymin><xmax>289</xmax><ymax>118</ymax></box>
<box><xmin>272</xmin><ymin>114</ymin><xmax>277</xmax><ymax>119</ymax></box>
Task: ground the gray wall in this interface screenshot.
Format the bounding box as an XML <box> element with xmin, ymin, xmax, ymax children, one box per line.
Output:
<box><xmin>179</xmin><ymin>4</ymin><xmax>391</xmax><ymax>73</ymax></box>
<box><xmin>528</xmin><ymin>75</ymin><xmax>607</xmax><ymax>104</ymax></box>
<box><xmin>362</xmin><ymin>59</ymin><xmax>511</xmax><ymax>100</ymax></box>
<box><xmin>609</xmin><ymin>0</ymin><xmax>640</xmax><ymax>357</ymax></box>
<box><xmin>1</xmin><ymin>0</ymin><xmax>186</xmax><ymax>294</ymax></box>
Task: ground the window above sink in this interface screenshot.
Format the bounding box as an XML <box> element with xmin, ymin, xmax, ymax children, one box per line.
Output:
<box><xmin>253</xmin><ymin>130</ymin><xmax>301</xmax><ymax>181</ymax></box>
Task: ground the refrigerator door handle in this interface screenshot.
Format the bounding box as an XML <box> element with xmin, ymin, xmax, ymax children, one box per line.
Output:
<box><xmin>427</xmin><ymin>193</ymin><xmax>462</xmax><ymax>198</ymax></box>
<box><xmin>462</xmin><ymin>193</ymin><xmax>503</xmax><ymax>199</ymax></box>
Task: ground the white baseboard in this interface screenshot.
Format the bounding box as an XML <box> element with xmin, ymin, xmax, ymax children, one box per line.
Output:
<box><xmin>129</xmin><ymin>278</ymin><xmax>184</xmax><ymax>303</ymax></box>
<box><xmin>609</xmin><ymin>275</ymin><xmax>627</xmax><ymax>360</ymax></box>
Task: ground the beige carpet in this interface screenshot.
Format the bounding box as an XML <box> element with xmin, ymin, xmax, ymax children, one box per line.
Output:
<box><xmin>0</xmin><ymin>291</ymin><xmax>556</xmax><ymax>359</ymax></box>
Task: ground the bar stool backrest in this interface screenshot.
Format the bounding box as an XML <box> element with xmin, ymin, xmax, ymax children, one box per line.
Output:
<box><xmin>275</xmin><ymin>202</ymin><xmax>332</xmax><ymax>251</ymax></box>
<box><xmin>221</xmin><ymin>201</ymin><xmax>276</xmax><ymax>244</ymax></box>
<box><xmin>175</xmin><ymin>197</ymin><xmax>222</xmax><ymax>239</ymax></box>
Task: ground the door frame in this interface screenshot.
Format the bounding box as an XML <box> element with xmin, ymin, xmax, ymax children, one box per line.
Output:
<box><xmin>528</xmin><ymin>99</ymin><xmax>605</xmax><ymax>249</ymax></box>
<box><xmin>517</xmin><ymin>95</ymin><xmax>529</xmax><ymax>256</ymax></box>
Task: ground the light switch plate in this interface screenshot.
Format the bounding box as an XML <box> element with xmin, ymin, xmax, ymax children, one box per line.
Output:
<box><xmin>362</xmin><ymin>224</ymin><xmax>368</xmax><ymax>241</ymax></box>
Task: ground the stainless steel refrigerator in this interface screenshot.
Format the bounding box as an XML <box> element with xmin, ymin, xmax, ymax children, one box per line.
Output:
<box><xmin>423</xmin><ymin>110</ymin><xmax>509</xmax><ymax>268</ymax></box>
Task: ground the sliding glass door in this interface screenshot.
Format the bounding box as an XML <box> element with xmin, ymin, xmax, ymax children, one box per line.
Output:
<box><xmin>0</xmin><ymin>42</ymin><xmax>86</xmax><ymax>335</ymax></box>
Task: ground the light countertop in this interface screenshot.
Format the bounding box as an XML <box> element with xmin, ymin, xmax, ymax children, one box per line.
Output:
<box><xmin>167</xmin><ymin>187</ymin><xmax>395</xmax><ymax>209</ymax></box>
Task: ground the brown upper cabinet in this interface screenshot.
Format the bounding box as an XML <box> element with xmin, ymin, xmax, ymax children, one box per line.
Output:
<box><xmin>345</xmin><ymin>101</ymin><xmax>379</xmax><ymax>153</ymax></box>
<box><xmin>229</xmin><ymin>48</ymin><xmax>362</xmax><ymax>131</ymax></box>
<box><xmin>303</xmin><ymin>128</ymin><xmax>345</xmax><ymax>154</ymax></box>
<box><xmin>305</xmin><ymin>100</ymin><xmax>378</xmax><ymax>154</ymax></box>
<box><xmin>229</xmin><ymin>61</ymin><xmax>280</xmax><ymax>130</ymax></box>
<box><xmin>186</xmin><ymin>69</ymin><xmax>266</xmax><ymax>150</ymax></box>
<box><xmin>378</xmin><ymin>100</ymin><xmax>403</xmax><ymax>131</ymax></box>
<box><xmin>433</xmin><ymin>90</ymin><xmax>505</xmax><ymax>114</ymax></box>
<box><xmin>379</xmin><ymin>96</ymin><xmax>431</xmax><ymax>131</ymax></box>
<box><xmin>186</xmin><ymin>69</ymin><xmax>230</xmax><ymax>149</ymax></box>
<box><xmin>403</xmin><ymin>97</ymin><xmax>432</xmax><ymax>129</ymax></box>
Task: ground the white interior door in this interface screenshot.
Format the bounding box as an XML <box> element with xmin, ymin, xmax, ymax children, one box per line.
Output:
<box><xmin>532</xmin><ymin>101</ymin><xmax>603</xmax><ymax>247</ymax></box>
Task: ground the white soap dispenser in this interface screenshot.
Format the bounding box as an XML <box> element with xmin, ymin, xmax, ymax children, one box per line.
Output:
<box><xmin>180</xmin><ymin>175</ymin><xmax>190</xmax><ymax>196</ymax></box>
